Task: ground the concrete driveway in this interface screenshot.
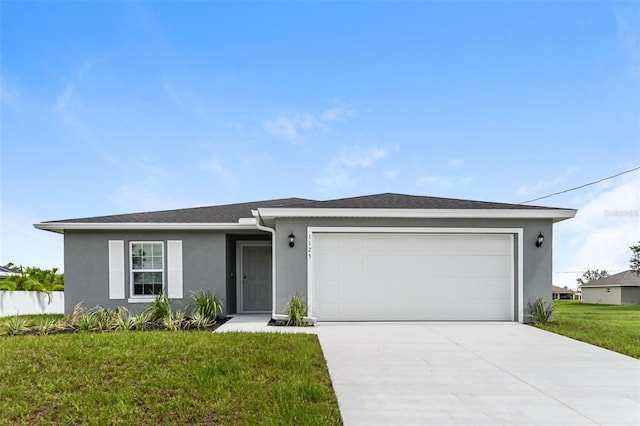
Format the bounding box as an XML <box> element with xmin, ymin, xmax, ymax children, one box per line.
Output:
<box><xmin>315</xmin><ymin>322</ymin><xmax>640</xmax><ymax>426</ymax></box>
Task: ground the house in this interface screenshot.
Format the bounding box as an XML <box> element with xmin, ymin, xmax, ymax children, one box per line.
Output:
<box><xmin>580</xmin><ymin>270</ymin><xmax>640</xmax><ymax>305</ymax></box>
<box><xmin>0</xmin><ymin>265</ymin><xmax>18</xmax><ymax>278</ymax></box>
<box><xmin>35</xmin><ymin>193</ymin><xmax>576</xmax><ymax>322</ymax></box>
<box><xmin>552</xmin><ymin>285</ymin><xmax>576</xmax><ymax>300</ymax></box>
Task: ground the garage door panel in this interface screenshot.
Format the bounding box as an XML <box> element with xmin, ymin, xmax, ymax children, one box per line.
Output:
<box><xmin>336</xmin><ymin>236</ymin><xmax>364</xmax><ymax>252</ymax></box>
<box><xmin>339</xmin><ymin>280</ymin><xmax>363</xmax><ymax>300</ymax></box>
<box><xmin>312</xmin><ymin>232</ymin><xmax>514</xmax><ymax>321</ymax></box>
<box><xmin>362</xmin><ymin>255</ymin><xmax>393</xmax><ymax>276</ymax></box>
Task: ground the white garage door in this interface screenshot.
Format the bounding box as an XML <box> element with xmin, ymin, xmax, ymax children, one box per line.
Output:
<box><xmin>312</xmin><ymin>233</ymin><xmax>514</xmax><ymax>321</ymax></box>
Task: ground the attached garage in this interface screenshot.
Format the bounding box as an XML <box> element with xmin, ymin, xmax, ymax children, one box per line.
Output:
<box><xmin>310</xmin><ymin>230</ymin><xmax>516</xmax><ymax>321</ymax></box>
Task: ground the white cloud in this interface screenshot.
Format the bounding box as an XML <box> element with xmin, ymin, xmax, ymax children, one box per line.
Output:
<box><xmin>197</xmin><ymin>156</ymin><xmax>231</xmax><ymax>177</ymax></box>
<box><xmin>56</xmin><ymin>83</ymin><xmax>75</xmax><ymax>110</ymax></box>
<box><xmin>320</xmin><ymin>106</ymin><xmax>357</xmax><ymax>122</ymax></box>
<box><xmin>263</xmin><ymin>106</ymin><xmax>355</xmax><ymax>142</ymax></box>
<box><xmin>314</xmin><ymin>173</ymin><xmax>357</xmax><ymax>191</ymax></box>
<box><xmin>516</xmin><ymin>180</ymin><xmax>545</xmax><ymax>196</ymax></box>
<box><xmin>613</xmin><ymin>3</ymin><xmax>640</xmax><ymax>75</ymax></box>
<box><xmin>337</xmin><ymin>145</ymin><xmax>389</xmax><ymax>168</ymax></box>
<box><xmin>418</xmin><ymin>175</ymin><xmax>452</xmax><ymax>188</ymax></box>
<box><xmin>383</xmin><ymin>169</ymin><xmax>399</xmax><ymax>178</ymax></box>
<box><xmin>315</xmin><ymin>143</ymin><xmax>390</xmax><ymax>192</ymax></box>
<box><xmin>447</xmin><ymin>159</ymin><xmax>463</xmax><ymax>170</ymax></box>
<box><xmin>553</xmin><ymin>174</ymin><xmax>640</xmax><ymax>287</ymax></box>
<box><xmin>76</xmin><ymin>58</ymin><xmax>99</xmax><ymax>79</ymax></box>
<box><xmin>162</xmin><ymin>79</ymin><xmax>209</xmax><ymax>120</ymax></box>
<box><xmin>0</xmin><ymin>73</ymin><xmax>19</xmax><ymax>110</ymax></box>
<box><xmin>516</xmin><ymin>166</ymin><xmax>579</xmax><ymax>198</ymax></box>
<box><xmin>263</xmin><ymin>113</ymin><xmax>323</xmax><ymax>141</ymax></box>
<box><xmin>54</xmin><ymin>57</ymin><xmax>100</xmax><ymax>111</ymax></box>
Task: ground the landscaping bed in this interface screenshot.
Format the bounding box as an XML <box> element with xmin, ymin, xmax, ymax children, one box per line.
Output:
<box><xmin>0</xmin><ymin>291</ymin><xmax>226</xmax><ymax>336</ymax></box>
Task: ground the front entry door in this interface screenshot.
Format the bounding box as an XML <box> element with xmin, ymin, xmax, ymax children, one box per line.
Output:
<box><xmin>240</xmin><ymin>244</ymin><xmax>272</xmax><ymax>312</ymax></box>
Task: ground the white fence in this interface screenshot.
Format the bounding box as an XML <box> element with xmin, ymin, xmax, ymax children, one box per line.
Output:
<box><xmin>0</xmin><ymin>291</ymin><xmax>64</xmax><ymax>317</ymax></box>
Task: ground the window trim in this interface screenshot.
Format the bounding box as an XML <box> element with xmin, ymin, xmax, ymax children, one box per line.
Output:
<box><xmin>129</xmin><ymin>241</ymin><xmax>165</xmax><ymax>302</ymax></box>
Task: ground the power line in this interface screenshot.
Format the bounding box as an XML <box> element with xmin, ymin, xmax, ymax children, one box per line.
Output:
<box><xmin>520</xmin><ymin>166</ymin><xmax>640</xmax><ymax>204</ymax></box>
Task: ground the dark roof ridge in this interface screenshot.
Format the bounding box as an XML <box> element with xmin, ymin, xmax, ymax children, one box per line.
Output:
<box><xmin>44</xmin><ymin>197</ymin><xmax>316</xmax><ymax>224</ymax></box>
<box><xmin>37</xmin><ymin>193</ymin><xmax>576</xmax><ymax>226</ymax></box>
<box><xmin>286</xmin><ymin>192</ymin><xmax>565</xmax><ymax>210</ymax></box>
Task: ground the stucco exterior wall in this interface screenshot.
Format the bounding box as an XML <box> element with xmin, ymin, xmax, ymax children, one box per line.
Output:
<box><xmin>582</xmin><ymin>286</ymin><xmax>640</xmax><ymax>305</ymax></box>
<box><xmin>622</xmin><ymin>287</ymin><xmax>640</xmax><ymax>304</ymax></box>
<box><xmin>64</xmin><ymin>230</ymin><xmax>228</xmax><ymax>314</ymax></box>
<box><xmin>62</xmin><ymin>216</ymin><xmax>557</xmax><ymax>322</ymax></box>
<box><xmin>273</xmin><ymin>217</ymin><xmax>554</xmax><ymax>322</ymax></box>
<box><xmin>581</xmin><ymin>287</ymin><xmax>622</xmax><ymax>305</ymax></box>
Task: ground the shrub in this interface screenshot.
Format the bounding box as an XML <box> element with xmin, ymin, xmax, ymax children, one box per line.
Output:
<box><xmin>65</xmin><ymin>303</ymin><xmax>87</xmax><ymax>327</ymax></box>
<box><xmin>2</xmin><ymin>316</ymin><xmax>31</xmax><ymax>336</ymax></box>
<box><xmin>528</xmin><ymin>298</ymin><xmax>554</xmax><ymax>324</ymax></box>
<box><xmin>189</xmin><ymin>311</ymin><xmax>214</xmax><ymax>330</ymax></box>
<box><xmin>93</xmin><ymin>307</ymin><xmax>118</xmax><ymax>331</ymax></box>
<box><xmin>76</xmin><ymin>312</ymin><xmax>99</xmax><ymax>332</ymax></box>
<box><xmin>145</xmin><ymin>294</ymin><xmax>172</xmax><ymax>323</ymax></box>
<box><xmin>284</xmin><ymin>293</ymin><xmax>308</xmax><ymax>326</ymax></box>
<box><xmin>36</xmin><ymin>318</ymin><xmax>60</xmax><ymax>335</ymax></box>
<box><xmin>191</xmin><ymin>289</ymin><xmax>223</xmax><ymax>322</ymax></box>
<box><xmin>72</xmin><ymin>307</ymin><xmax>118</xmax><ymax>333</ymax></box>
<box><xmin>113</xmin><ymin>308</ymin><xmax>136</xmax><ymax>331</ymax></box>
<box><xmin>163</xmin><ymin>310</ymin><xmax>186</xmax><ymax>331</ymax></box>
<box><xmin>132</xmin><ymin>312</ymin><xmax>152</xmax><ymax>331</ymax></box>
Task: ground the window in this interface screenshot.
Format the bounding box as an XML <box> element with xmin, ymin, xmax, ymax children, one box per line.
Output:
<box><xmin>130</xmin><ymin>242</ymin><xmax>164</xmax><ymax>297</ymax></box>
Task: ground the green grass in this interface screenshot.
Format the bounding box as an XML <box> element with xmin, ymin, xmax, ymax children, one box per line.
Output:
<box><xmin>536</xmin><ymin>300</ymin><xmax>640</xmax><ymax>358</ymax></box>
<box><xmin>0</xmin><ymin>332</ymin><xmax>342</xmax><ymax>425</ymax></box>
<box><xmin>0</xmin><ymin>314</ymin><xmax>64</xmax><ymax>324</ymax></box>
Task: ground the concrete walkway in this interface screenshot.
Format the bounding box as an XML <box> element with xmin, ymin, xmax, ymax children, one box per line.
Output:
<box><xmin>315</xmin><ymin>322</ymin><xmax>640</xmax><ymax>426</ymax></box>
<box><xmin>215</xmin><ymin>314</ymin><xmax>316</xmax><ymax>334</ymax></box>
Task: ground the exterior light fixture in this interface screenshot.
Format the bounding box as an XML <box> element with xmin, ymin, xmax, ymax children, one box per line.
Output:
<box><xmin>535</xmin><ymin>232</ymin><xmax>544</xmax><ymax>247</ymax></box>
<box><xmin>288</xmin><ymin>232</ymin><xmax>295</xmax><ymax>248</ymax></box>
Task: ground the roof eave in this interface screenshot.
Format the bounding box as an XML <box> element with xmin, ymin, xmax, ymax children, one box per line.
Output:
<box><xmin>254</xmin><ymin>208</ymin><xmax>578</xmax><ymax>222</ymax></box>
<box><xmin>581</xmin><ymin>284</ymin><xmax>639</xmax><ymax>288</ymax></box>
<box><xmin>33</xmin><ymin>221</ymin><xmax>259</xmax><ymax>234</ymax></box>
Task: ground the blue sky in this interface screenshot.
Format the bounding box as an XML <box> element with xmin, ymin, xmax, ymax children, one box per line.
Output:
<box><xmin>1</xmin><ymin>1</ymin><xmax>639</xmax><ymax>287</ymax></box>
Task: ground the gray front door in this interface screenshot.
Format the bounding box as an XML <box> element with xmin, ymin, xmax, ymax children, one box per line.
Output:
<box><xmin>241</xmin><ymin>245</ymin><xmax>272</xmax><ymax>312</ymax></box>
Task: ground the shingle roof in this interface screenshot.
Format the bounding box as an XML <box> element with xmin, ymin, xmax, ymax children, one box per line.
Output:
<box><xmin>43</xmin><ymin>198</ymin><xmax>315</xmax><ymax>224</ymax></box>
<box><xmin>286</xmin><ymin>193</ymin><xmax>563</xmax><ymax>210</ymax></box>
<box><xmin>0</xmin><ymin>265</ymin><xmax>18</xmax><ymax>275</ymax></box>
<box><xmin>552</xmin><ymin>285</ymin><xmax>575</xmax><ymax>294</ymax></box>
<box><xmin>39</xmin><ymin>192</ymin><xmax>572</xmax><ymax>225</ymax></box>
<box><xmin>580</xmin><ymin>270</ymin><xmax>640</xmax><ymax>287</ymax></box>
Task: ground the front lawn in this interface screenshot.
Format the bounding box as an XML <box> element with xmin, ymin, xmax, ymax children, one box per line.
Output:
<box><xmin>0</xmin><ymin>331</ymin><xmax>342</xmax><ymax>425</ymax></box>
<box><xmin>0</xmin><ymin>313</ymin><xmax>64</xmax><ymax>324</ymax></box>
<box><xmin>536</xmin><ymin>300</ymin><xmax>640</xmax><ymax>358</ymax></box>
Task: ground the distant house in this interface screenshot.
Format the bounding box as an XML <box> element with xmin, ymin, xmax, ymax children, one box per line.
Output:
<box><xmin>580</xmin><ymin>270</ymin><xmax>640</xmax><ymax>305</ymax></box>
<box><xmin>0</xmin><ymin>265</ymin><xmax>18</xmax><ymax>278</ymax></box>
<box><xmin>552</xmin><ymin>285</ymin><xmax>575</xmax><ymax>300</ymax></box>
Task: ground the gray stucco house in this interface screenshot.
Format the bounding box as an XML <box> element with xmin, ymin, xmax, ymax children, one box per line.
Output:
<box><xmin>35</xmin><ymin>193</ymin><xmax>576</xmax><ymax>322</ymax></box>
<box><xmin>581</xmin><ymin>270</ymin><xmax>640</xmax><ymax>305</ymax></box>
